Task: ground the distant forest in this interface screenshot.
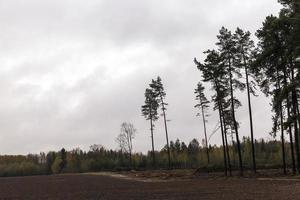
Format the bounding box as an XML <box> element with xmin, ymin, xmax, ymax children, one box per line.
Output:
<box><xmin>0</xmin><ymin>138</ymin><xmax>292</xmax><ymax>177</ymax></box>
<box><xmin>0</xmin><ymin>0</ymin><xmax>299</xmax><ymax>177</ymax></box>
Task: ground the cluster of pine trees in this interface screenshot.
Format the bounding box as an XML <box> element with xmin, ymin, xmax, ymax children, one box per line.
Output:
<box><xmin>142</xmin><ymin>76</ymin><xmax>171</xmax><ymax>168</ymax></box>
<box><xmin>194</xmin><ymin>27</ymin><xmax>256</xmax><ymax>176</ymax></box>
<box><xmin>192</xmin><ymin>0</ymin><xmax>299</xmax><ymax>175</ymax></box>
<box><xmin>139</xmin><ymin>0</ymin><xmax>299</xmax><ymax>176</ymax></box>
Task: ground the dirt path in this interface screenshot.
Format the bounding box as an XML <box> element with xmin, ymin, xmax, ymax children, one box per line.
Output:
<box><xmin>0</xmin><ymin>173</ymin><xmax>300</xmax><ymax>199</ymax></box>
<box><xmin>86</xmin><ymin>172</ymin><xmax>170</xmax><ymax>182</ymax></box>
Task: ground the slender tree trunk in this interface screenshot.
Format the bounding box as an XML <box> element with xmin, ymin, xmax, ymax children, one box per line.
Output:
<box><xmin>284</xmin><ymin>69</ymin><xmax>296</xmax><ymax>174</ymax></box>
<box><xmin>295</xmin><ymin>90</ymin><xmax>300</xmax><ymax>160</ymax></box>
<box><xmin>201</xmin><ymin>104</ymin><xmax>210</xmax><ymax>164</ymax></box>
<box><xmin>276</xmin><ymin>69</ymin><xmax>287</xmax><ymax>174</ymax></box>
<box><xmin>280</xmin><ymin>104</ymin><xmax>287</xmax><ymax>174</ymax></box>
<box><xmin>287</xmin><ymin>98</ymin><xmax>296</xmax><ymax>174</ymax></box>
<box><xmin>218</xmin><ymin>106</ymin><xmax>228</xmax><ymax>176</ymax></box>
<box><xmin>150</xmin><ymin>118</ymin><xmax>155</xmax><ymax>167</ymax></box>
<box><xmin>297</xmin><ymin>105</ymin><xmax>300</xmax><ymax>139</ymax></box>
<box><xmin>231</xmin><ymin>133</ymin><xmax>236</xmax><ymax>167</ymax></box>
<box><xmin>291</xmin><ymin>69</ymin><xmax>300</xmax><ymax>173</ymax></box>
<box><xmin>220</xmin><ymin>107</ymin><xmax>232</xmax><ymax>176</ymax></box>
<box><xmin>128</xmin><ymin>136</ymin><xmax>132</xmax><ymax>168</ymax></box>
<box><xmin>214</xmin><ymin>80</ymin><xmax>227</xmax><ymax>175</ymax></box>
<box><xmin>244</xmin><ymin>59</ymin><xmax>256</xmax><ymax>173</ymax></box>
<box><xmin>292</xmin><ymin>99</ymin><xmax>300</xmax><ymax>173</ymax></box>
<box><xmin>149</xmin><ymin>107</ymin><xmax>155</xmax><ymax>167</ymax></box>
<box><xmin>296</xmin><ymin>106</ymin><xmax>300</xmax><ymax>172</ymax></box>
<box><xmin>224</xmin><ymin>132</ymin><xmax>232</xmax><ymax>176</ymax></box>
<box><xmin>228</xmin><ymin>60</ymin><xmax>243</xmax><ymax>176</ymax></box>
<box><xmin>160</xmin><ymin>95</ymin><xmax>171</xmax><ymax>169</ymax></box>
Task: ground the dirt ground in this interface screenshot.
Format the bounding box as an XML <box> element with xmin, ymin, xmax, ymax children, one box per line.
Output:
<box><xmin>0</xmin><ymin>171</ymin><xmax>300</xmax><ymax>200</ymax></box>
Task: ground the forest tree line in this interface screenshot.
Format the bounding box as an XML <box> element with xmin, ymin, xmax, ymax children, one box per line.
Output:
<box><xmin>0</xmin><ymin>137</ymin><xmax>292</xmax><ymax>177</ymax></box>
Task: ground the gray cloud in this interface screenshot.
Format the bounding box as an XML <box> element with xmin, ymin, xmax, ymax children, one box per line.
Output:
<box><xmin>0</xmin><ymin>0</ymin><xmax>281</xmax><ymax>154</ymax></box>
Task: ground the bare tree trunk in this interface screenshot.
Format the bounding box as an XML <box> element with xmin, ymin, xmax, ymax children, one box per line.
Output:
<box><xmin>201</xmin><ymin>103</ymin><xmax>210</xmax><ymax>164</ymax></box>
<box><xmin>292</xmin><ymin>98</ymin><xmax>300</xmax><ymax>173</ymax></box>
<box><xmin>291</xmin><ymin>69</ymin><xmax>300</xmax><ymax>173</ymax></box>
<box><xmin>287</xmin><ymin>99</ymin><xmax>296</xmax><ymax>174</ymax></box>
<box><xmin>129</xmin><ymin>136</ymin><xmax>132</xmax><ymax>168</ymax></box>
<box><xmin>295</xmin><ymin>87</ymin><xmax>300</xmax><ymax>170</ymax></box>
<box><xmin>276</xmin><ymin>69</ymin><xmax>286</xmax><ymax>174</ymax></box>
<box><xmin>214</xmin><ymin>80</ymin><xmax>227</xmax><ymax>176</ymax></box>
<box><xmin>224</xmin><ymin>133</ymin><xmax>231</xmax><ymax>176</ymax></box>
<box><xmin>284</xmin><ymin>69</ymin><xmax>296</xmax><ymax>174</ymax></box>
<box><xmin>244</xmin><ymin>60</ymin><xmax>256</xmax><ymax>173</ymax></box>
<box><xmin>228</xmin><ymin>60</ymin><xmax>243</xmax><ymax>176</ymax></box>
<box><xmin>160</xmin><ymin>95</ymin><xmax>171</xmax><ymax>169</ymax></box>
<box><xmin>280</xmin><ymin>104</ymin><xmax>287</xmax><ymax>174</ymax></box>
<box><xmin>128</xmin><ymin>137</ymin><xmax>132</xmax><ymax>168</ymax></box>
<box><xmin>218</xmin><ymin>105</ymin><xmax>228</xmax><ymax>176</ymax></box>
<box><xmin>149</xmin><ymin>106</ymin><xmax>155</xmax><ymax>168</ymax></box>
<box><xmin>221</xmin><ymin>107</ymin><xmax>232</xmax><ymax>176</ymax></box>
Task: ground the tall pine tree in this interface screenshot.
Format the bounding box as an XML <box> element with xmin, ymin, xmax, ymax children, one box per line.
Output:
<box><xmin>234</xmin><ymin>27</ymin><xmax>258</xmax><ymax>173</ymax></box>
<box><xmin>150</xmin><ymin>76</ymin><xmax>172</xmax><ymax>169</ymax></box>
<box><xmin>216</xmin><ymin>27</ymin><xmax>245</xmax><ymax>175</ymax></box>
<box><xmin>194</xmin><ymin>82</ymin><xmax>210</xmax><ymax>164</ymax></box>
<box><xmin>142</xmin><ymin>88</ymin><xmax>159</xmax><ymax>167</ymax></box>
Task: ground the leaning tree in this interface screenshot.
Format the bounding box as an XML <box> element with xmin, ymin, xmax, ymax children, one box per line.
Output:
<box><xmin>195</xmin><ymin>49</ymin><xmax>232</xmax><ymax>176</ymax></box>
<box><xmin>150</xmin><ymin>76</ymin><xmax>172</xmax><ymax>169</ymax></box>
<box><xmin>234</xmin><ymin>27</ymin><xmax>258</xmax><ymax>173</ymax></box>
<box><xmin>194</xmin><ymin>82</ymin><xmax>210</xmax><ymax>165</ymax></box>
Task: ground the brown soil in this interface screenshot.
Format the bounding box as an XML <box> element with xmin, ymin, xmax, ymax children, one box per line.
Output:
<box><xmin>0</xmin><ymin>171</ymin><xmax>300</xmax><ymax>200</ymax></box>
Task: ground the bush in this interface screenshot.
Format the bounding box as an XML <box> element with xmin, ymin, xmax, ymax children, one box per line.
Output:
<box><xmin>51</xmin><ymin>157</ymin><xmax>63</xmax><ymax>174</ymax></box>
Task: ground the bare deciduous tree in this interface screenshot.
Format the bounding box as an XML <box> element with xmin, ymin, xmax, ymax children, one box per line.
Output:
<box><xmin>116</xmin><ymin>122</ymin><xmax>136</xmax><ymax>166</ymax></box>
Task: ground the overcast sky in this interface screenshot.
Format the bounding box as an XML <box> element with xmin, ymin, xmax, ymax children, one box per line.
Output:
<box><xmin>0</xmin><ymin>0</ymin><xmax>282</xmax><ymax>155</ymax></box>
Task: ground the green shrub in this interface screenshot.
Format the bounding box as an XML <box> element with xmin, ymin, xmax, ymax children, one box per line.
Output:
<box><xmin>51</xmin><ymin>157</ymin><xmax>63</xmax><ymax>174</ymax></box>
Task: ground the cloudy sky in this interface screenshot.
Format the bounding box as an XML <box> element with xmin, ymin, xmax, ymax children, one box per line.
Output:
<box><xmin>0</xmin><ymin>0</ymin><xmax>282</xmax><ymax>155</ymax></box>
